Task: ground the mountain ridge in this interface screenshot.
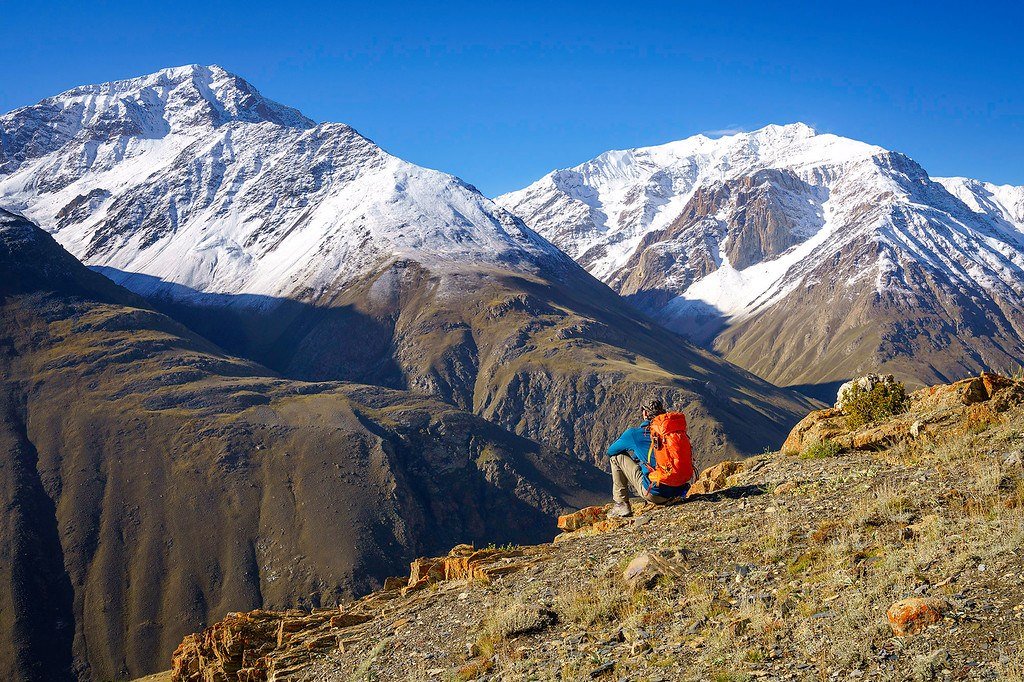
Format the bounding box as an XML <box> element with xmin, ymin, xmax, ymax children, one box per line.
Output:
<box><xmin>0</xmin><ymin>64</ymin><xmax>570</xmax><ymax>304</ymax></box>
<box><xmin>498</xmin><ymin>124</ymin><xmax>1024</xmax><ymax>393</ymax></box>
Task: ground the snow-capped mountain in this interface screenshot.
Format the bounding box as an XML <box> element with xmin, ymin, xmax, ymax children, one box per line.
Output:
<box><xmin>0</xmin><ymin>64</ymin><xmax>569</xmax><ymax>304</ymax></box>
<box><xmin>498</xmin><ymin>124</ymin><xmax>1024</xmax><ymax>391</ymax></box>
<box><xmin>0</xmin><ymin>66</ymin><xmax>814</xmax><ymax>464</ymax></box>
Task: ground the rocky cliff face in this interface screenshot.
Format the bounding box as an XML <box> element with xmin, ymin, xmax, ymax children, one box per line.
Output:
<box><xmin>0</xmin><ymin>210</ymin><xmax>607</xmax><ymax>681</ymax></box>
<box><xmin>0</xmin><ymin>67</ymin><xmax>814</xmax><ymax>463</ymax></box>
<box><xmin>499</xmin><ymin>125</ymin><xmax>1024</xmax><ymax>395</ymax></box>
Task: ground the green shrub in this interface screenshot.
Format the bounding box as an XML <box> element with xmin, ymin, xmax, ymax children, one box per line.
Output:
<box><xmin>843</xmin><ymin>382</ymin><xmax>909</xmax><ymax>429</ymax></box>
<box><xmin>800</xmin><ymin>438</ymin><xmax>842</xmax><ymax>459</ymax></box>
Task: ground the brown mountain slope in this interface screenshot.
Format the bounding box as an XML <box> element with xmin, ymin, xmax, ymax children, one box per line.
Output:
<box><xmin>714</xmin><ymin>234</ymin><xmax>1024</xmax><ymax>396</ymax></box>
<box><xmin>154</xmin><ymin>257</ymin><xmax>817</xmax><ymax>468</ymax></box>
<box><xmin>0</xmin><ymin>210</ymin><xmax>605</xmax><ymax>681</ymax></box>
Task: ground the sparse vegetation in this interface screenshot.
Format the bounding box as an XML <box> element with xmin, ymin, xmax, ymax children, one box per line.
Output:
<box><xmin>800</xmin><ymin>437</ymin><xmax>842</xmax><ymax>459</ymax></box>
<box><xmin>843</xmin><ymin>380</ymin><xmax>910</xmax><ymax>428</ymax></box>
<box><xmin>553</xmin><ymin>577</ymin><xmax>628</xmax><ymax>627</ymax></box>
<box><xmin>483</xmin><ymin>600</ymin><xmax>557</xmax><ymax>641</ymax></box>
<box><xmin>181</xmin><ymin>373</ymin><xmax>1024</xmax><ymax>682</ymax></box>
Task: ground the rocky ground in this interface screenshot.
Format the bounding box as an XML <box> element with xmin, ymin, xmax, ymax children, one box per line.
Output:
<box><xmin>168</xmin><ymin>374</ymin><xmax>1024</xmax><ymax>681</ymax></box>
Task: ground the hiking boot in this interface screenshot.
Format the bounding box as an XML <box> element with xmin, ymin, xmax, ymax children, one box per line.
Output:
<box><xmin>608</xmin><ymin>502</ymin><xmax>633</xmax><ymax>518</ymax></box>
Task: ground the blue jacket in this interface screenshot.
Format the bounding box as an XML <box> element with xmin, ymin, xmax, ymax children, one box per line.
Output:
<box><xmin>607</xmin><ymin>421</ymin><xmax>689</xmax><ymax>499</ymax></box>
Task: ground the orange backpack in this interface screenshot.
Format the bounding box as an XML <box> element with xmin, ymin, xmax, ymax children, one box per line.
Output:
<box><xmin>647</xmin><ymin>412</ymin><xmax>694</xmax><ymax>487</ymax></box>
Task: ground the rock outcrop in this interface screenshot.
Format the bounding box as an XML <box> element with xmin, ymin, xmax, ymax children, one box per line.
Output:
<box><xmin>834</xmin><ymin>373</ymin><xmax>899</xmax><ymax>410</ymax></box>
<box><xmin>402</xmin><ymin>545</ymin><xmax>540</xmax><ymax>594</ymax></box>
<box><xmin>687</xmin><ymin>460</ymin><xmax>745</xmax><ymax>496</ymax></box>
<box><xmin>170</xmin><ymin>546</ymin><xmax>533</xmax><ymax>681</ymax></box>
<box><xmin>782</xmin><ymin>372</ymin><xmax>1024</xmax><ymax>455</ymax></box>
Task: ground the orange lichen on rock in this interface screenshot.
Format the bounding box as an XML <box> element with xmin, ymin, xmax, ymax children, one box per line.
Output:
<box><xmin>557</xmin><ymin>505</ymin><xmax>607</xmax><ymax>531</ymax></box>
<box><xmin>886</xmin><ymin>597</ymin><xmax>948</xmax><ymax>636</ymax></box>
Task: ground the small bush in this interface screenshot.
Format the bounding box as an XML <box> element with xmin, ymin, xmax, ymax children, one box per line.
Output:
<box><xmin>843</xmin><ymin>381</ymin><xmax>909</xmax><ymax>429</ymax></box>
<box><xmin>801</xmin><ymin>438</ymin><xmax>842</xmax><ymax>459</ymax></box>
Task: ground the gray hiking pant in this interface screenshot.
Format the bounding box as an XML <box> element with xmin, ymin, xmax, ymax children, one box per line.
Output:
<box><xmin>609</xmin><ymin>454</ymin><xmax>669</xmax><ymax>505</ymax></box>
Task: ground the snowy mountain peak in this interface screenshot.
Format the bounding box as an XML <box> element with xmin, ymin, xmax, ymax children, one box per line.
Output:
<box><xmin>498</xmin><ymin>125</ymin><xmax>1024</xmax><ymax>387</ymax></box>
<box><xmin>538</xmin><ymin>123</ymin><xmax>878</xmax><ymax>193</ymax></box>
<box><xmin>496</xmin><ymin>123</ymin><xmax>889</xmax><ymax>284</ymax></box>
<box><xmin>44</xmin><ymin>63</ymin><xmax>313</xmax><ymax>130</ymax></box>
<box><xmin>935</xmin><ymin>176</ymin><xmax>1024</xmax><ymax>225</ymax></box>
<box><xmin>0</xmin><ymin>67</ymin><xmax>571</xmax><ymax>306</ymax></box>
<box><xmin>0</xmin><ymin>65</ymin><xmax>313</xmax><ymax>175</ymax></box>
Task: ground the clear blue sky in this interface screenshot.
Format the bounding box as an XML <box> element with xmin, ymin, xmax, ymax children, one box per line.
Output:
<box><xmin>2</xmin><ymin>1</ymin><xmax>1021</xmax><ymax>196</ymax></box>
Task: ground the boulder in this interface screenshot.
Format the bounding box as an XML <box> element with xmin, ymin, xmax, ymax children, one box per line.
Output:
<box><xmin>557</xmin><ymin>505</ymin><xmax>607</xmax><ymax>531</ymax></box>
<box><xmin>851</xmin><ymin>420</ymin><xmax>908</xmax><ymax>450</ymax></box>
<box><xmin>623</xmin><ymin>552</ymin><xmax>659</xmax><ymax>588</ymax></box>
<box><xmin>622</xmin><ymin>550</ymin><xmax>688</xmax><ymax>588</ymax></box>
<box><xmin>781</xmin><ymin>408</ymin><xmax>847</xmax><ymax>455</ymax></box>
<box><xmin>886</xmin><ymin>597</ymin><xmax>949</xmax><ymax>636</ymax></box>
<box><xmin>687</xmin><ymin>460</ymin><xmax>743</xmax><ymax>496</ymax></box>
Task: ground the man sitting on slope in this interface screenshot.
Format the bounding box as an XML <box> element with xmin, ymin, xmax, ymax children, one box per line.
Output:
<box><xmin>607</xmin><ymin>398</ymin><xmax>694</xmax><ymax>517</ymax></box>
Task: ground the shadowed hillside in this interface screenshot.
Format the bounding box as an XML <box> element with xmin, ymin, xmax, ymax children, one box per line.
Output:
<box><xmin>0</xmin><ymin>209</ymin><xmax>605</xmax><ymax>681</ymax></box>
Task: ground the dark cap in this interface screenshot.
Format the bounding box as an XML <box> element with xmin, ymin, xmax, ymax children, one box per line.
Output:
<box><xmin>642</xmin><ymin>398</ymin><xmax>666</xmax><ymax>416</ymax></box>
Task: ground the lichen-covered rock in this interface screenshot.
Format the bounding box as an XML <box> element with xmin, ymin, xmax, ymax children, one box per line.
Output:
<box><xmin>781</xmin><ymin>408</ymin><xmax>846</xmax><ymax>455</ymax></box>
<box><xmin>557</xmin><ymin>505</ymin><xmax>607</xmax><ymax>531</ymax></box>
<box><xmin>886</xmin><ymin>597</ymin><xmax>949</xmax><ymax>636</ymax></box>
<box><xmin>687</xmin><ymin>460</ymin><xmax>744</xmax><ymax>496</ymax></box>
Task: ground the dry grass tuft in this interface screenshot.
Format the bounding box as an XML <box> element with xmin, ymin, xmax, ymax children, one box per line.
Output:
<box><xmin>757</xmin><ymin>511</ymin><xmax>793</xmax><ymax>563</ymax></box>
<box><xmin>553</xmin><ymin>577</ymin><xmax>628</xmax><ymax>628</ymax></box>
